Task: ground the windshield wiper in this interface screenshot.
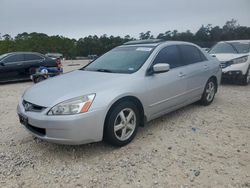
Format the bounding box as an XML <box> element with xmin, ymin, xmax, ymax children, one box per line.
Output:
<box><xmin>96</xmin><ymin>69</ymin><xmax>113</xmax><ymax>73</ymax></box>
<box><xmin>81</xmin><ymin>68</ymin><xmax>114</xmax><ymax>73</ymax></box>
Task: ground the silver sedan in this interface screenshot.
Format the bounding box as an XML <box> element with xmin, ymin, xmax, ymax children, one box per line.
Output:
<box><xmin>17</xmin><ymin>40</ymin><xmax>221</xmax><ymax>146</ymax></box>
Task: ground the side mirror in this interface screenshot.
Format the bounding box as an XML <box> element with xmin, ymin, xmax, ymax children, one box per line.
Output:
<box><xmin>153</xmin><ymin>63</ymin><xmax>170</xmax><ymax>73</ymax></box>
<box><xmin>147</xmin><ymin>63</ymin><xmax>170</xmax><ymax>75</ymax></box>
<box><xmin>0</xmin><ymin>62</ymin><xmax>5</xmax><ymax>66</ymax></box>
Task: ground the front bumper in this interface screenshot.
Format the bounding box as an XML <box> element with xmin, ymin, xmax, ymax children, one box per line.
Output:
<box><xmin>221</xmin><ymin>61</ymin><xmax>249</xmax><ymax>80</ymax></box>
<box><xmin>17</xmin><ymin>100</ymin><xmax>106</xmax><ymax>145</ymax></box>
<box><xmin>221</xmin><ymin>62</ymin><xmax>249</xmax><ymax>75</ymax></box>
<box><xmin>222</xmin><ymin>70</ymin><xmax>244</xmax><ymax>79</ymax></box>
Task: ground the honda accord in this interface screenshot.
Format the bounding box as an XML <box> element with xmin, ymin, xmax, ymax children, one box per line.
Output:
<box><xmin>17</xmin><ymin>40</ymin><xmax>221</xmax><ymax>146</ymax></box>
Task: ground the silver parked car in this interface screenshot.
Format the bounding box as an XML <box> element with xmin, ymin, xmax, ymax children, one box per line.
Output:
<box><xmin>17</xmin><ymin>40</ymin><xmax>221</xmax><ymax>146</ymax></box>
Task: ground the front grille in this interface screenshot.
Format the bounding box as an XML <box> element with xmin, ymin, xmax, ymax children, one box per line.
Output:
<box><xmin>24</xmin><ymin>123</ymin><xmax>46</xmax><ymax>136</ymax></box>
<box><xmin>22</xmin><ymin>100</ymin><xmax>46</xmax><ymax>112</ymax></box>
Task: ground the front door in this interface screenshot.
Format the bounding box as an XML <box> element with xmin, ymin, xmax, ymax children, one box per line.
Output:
<box><xmin>144</xmin><ymin>45</ymin><xmax>187</xmax><ymax>119</ymax></box>
<box><xmin>0</xmin><ymin>54</ymin><xmax>25</xmax><ymax>81</ymax></box>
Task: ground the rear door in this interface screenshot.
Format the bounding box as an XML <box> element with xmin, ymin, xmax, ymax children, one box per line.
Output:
<box><xmin>145</xmin><ymin>45</ymin><xmax>188</xmax><ymax>119</ymax></box>
<box><xmin>0</xmin><ymin>54</ymin><xmax>25</xmax><ymax>81</ymax></box>
<box><xmin>24</xmin><ymin>53</ymin><xmax>44</xmax><ymax>67</ymax></box>
<box><xmin>178</xmin><ymin>45</ymin><xmax>209</xmax><ymax>99</ymax></box>
<box><xmin>23</xmin><ymin>53</ymin><xmax>45</xmax><ymax>74</ymax></box>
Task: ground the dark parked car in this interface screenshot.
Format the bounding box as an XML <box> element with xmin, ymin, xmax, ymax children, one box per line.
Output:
<box><xmin>0</xmin><ymin>52</ymin><xmax>61</xmax><ymax>82</ymax></box>
<box><xmin>45</xmin><ymin>53</ymin><xmax>63</xmax><ymax>59</ymax></box>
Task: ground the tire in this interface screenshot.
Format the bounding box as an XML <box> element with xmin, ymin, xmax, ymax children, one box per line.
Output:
<box><xmin>241</xmin><ymin>67</ymin><xmax>250</xmax><ymax>85</ymax></box>
<box><xmin>200</xmin><ymin>78</ymin><xmax>217</xmax><ymax>106</ymax></box>
<box><xmin>35</xmin><ymin>76</ymin><xmax>45</xmax><ymax>83</ymax></box>
<box><xmin>29</xmin><ymin>67</ymin><xmax>37</xmax><ymax>75</ymax></box>
<box><xmin>104</xmin><ymin>101</ymin><xmax>140</xmax><ymax>147</ymax></box>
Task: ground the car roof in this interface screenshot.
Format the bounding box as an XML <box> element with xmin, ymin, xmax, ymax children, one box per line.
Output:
<box><xmin>219</xmin><ymin>40</ymin><xmax>250</xmax><ymax>43</ymax></box>
<box><xmin>122</xmin><ymin>40</ymin><xmax>198</xmax><ymax>47</ymax></box>
<box><xmin>123</xmin><ymin>39</ymin><xmax>164</xmax><ymax>46</ymax></box>
<box><xmin>9</xmin><ymin>52</ymin><xmax>43</xmax><ymax>54</ymax></box>
<box><xmin>0</xmin><ymin>52</ymin><xmax>45</xmax><ymax>57</ymax></box>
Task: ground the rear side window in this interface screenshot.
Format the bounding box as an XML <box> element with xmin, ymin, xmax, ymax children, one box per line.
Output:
<box><xmin>179</xmin><ymin>45</ymin><xmax>205</xmax><ymax>65</ymax></box>
<box><xmin>4</xmin><ymin>54</ymin><xmax>24</xmax><ymax>63</ymax></box>
<box><xmin>153</xmin><ymin>45</ymin><xmax>183</xmax><ymax>69</ymax></box>
<box><xmin>25</xmin><ymin>54</ymin><xmax>43</xmax><ymax>61</ymax></box>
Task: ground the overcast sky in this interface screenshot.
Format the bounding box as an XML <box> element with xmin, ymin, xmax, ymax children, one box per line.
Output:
<box><xmin>1</xmin><ymin>0</ymin><xmax>250</xmax><ymax>39</ymax></box>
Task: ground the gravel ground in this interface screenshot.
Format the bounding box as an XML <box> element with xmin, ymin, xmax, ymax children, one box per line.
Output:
<box><xmin>0</xmin><ymin>60</ymin><xmax>249</xmax><ymax>188</ymax></box>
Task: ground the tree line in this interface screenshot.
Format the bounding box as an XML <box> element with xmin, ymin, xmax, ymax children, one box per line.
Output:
<box><xmin>0</xmin><ymin>19</ymin><xmax>249</xmax><ymax>59</ymax></box>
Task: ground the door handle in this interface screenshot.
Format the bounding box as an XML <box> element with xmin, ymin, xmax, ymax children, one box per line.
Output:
<box><xmin>204</xmin><ymin>65</ymin><xmax>209</xmax><ymax>69</ymax></box>
<box><xmin>178</xmin><ymin>72</ymin><xmax>186</xmax><ymax>77</ymax></box>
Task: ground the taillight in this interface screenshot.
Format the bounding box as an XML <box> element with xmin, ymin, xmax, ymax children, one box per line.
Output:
<box><xmin>56</xmin><ymin>58</ymin><xmax>62</xmax><ymax>68</ymax></box>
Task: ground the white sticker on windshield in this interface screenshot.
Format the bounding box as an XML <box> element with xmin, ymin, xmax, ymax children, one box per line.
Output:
<box><xmin>136</xmin><ymin>47</ymin><xmax>152</xmax><ymax>52</ymax></box>
<box><xmin>128</xmin><ymin>67</ymin><xmax>134</xmax><ymax>71</ymax></box>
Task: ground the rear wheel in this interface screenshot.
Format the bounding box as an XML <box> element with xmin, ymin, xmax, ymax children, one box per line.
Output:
<box><xmin>200</xmin><ymin>78</ymin><xmax>217</xmax><ymax>106</ymax></box>
<box><xmin>104</xmin><ymin>101</ymin><xmax>140</xmax><ymax>147</ymax></box>
<box><xmin>241</xmin><ymin>67</ymin><xmax>250</xmax><ymax>85</ymax></box>
<box><xmin>35</xmin><ymin>76</ymin><xmax>45</xmax><ymax>83</ymax></box>
<box><xmin>29</xmin><ymin>67</ymin><xmax>37</xmax><ymax>75</ymax></box>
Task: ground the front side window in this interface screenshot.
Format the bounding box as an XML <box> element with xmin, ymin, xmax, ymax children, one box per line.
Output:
<box><xmin>83</xmin><ymin>46</ymin><xmax>153</xmax><ymax>73</ymax></box>
<box><xmin>153</xmin><ymin>45</ymin><xmax>183</xmax><ymax>69</ymax></box>
<box><xmin>5</xmin><ymin>54</ymin><xmax>24</xmax><ymax>63</ymax></box>
<box><xmin>229</xmin><ymin>42</ymin><xmax>250</xmax><ymax>54</ymax></box>
<box><xmin>179</xmin><ymin>45</ymin><xmax>203</xmax><ymax>65</ymax></box>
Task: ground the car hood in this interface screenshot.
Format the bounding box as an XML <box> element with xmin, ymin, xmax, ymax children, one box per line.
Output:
<box><xmin>23</xmin><ymin>70</ymin><xmax>128</xmax><ymax>107</ymax></box>
<box><xmin>211</xmin><ymin>53</ymin><xmax>249</xmax><ymax>62</ymax></box>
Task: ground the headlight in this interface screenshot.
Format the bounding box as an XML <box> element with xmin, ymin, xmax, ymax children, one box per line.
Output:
<box><xmin>232</xmin><ymin>55</ymin><xmax>248</xmax><ymax>64</ymax></box>
<box><xmin>48</xmin><ymin>94</ymin><xmax>95</xmax><ymax>115</ymax></box>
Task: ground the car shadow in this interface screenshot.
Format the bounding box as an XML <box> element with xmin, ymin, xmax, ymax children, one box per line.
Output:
<box><xmin>30</xmin><ymin>102</ymin><xmax>203</xmax><ymax>159</ymax></box>
<box><xmin>138</xmin><ymin>103</ymin><xmax>201</xmax><ymax>135</ymax></box>
<box><xmin>0</xmin><ymin>79</ymin><xmax>32</xmax><ymax>85</ymax></box>
<box><xmin>221</xmin><ymin>79</ymin><xmax>244</xmax><ymax>86</ymax></box>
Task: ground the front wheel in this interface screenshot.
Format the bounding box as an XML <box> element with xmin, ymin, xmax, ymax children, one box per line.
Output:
<box><xmin>200</xmin><ymin>78</ymin><xmax>217</xmax><ymax>106</ymax></box>
<box><xmin>104</xmin><ymin>101</ymin><xmax>140</xmax><ymax>147</ymax></box>
<box><xmin>241</xmin><ymin>67</ymin><xmax>250</xmax><ymax>85</ymax></box>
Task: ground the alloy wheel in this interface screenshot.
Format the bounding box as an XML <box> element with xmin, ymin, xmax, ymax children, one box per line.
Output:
<box><xmin>247</xmin><ymin>69</ymin><xmax>250</xmax><ymax>83</ymax></box>
<box><xmin>114</xmin><ymin>108</ymin><xmax>136</xmax><ymax>141</ymax></box>
<box><xmin>206</xmin><ymin>81</ymin><xmax>215</xmax><ymax>102</ymax></box>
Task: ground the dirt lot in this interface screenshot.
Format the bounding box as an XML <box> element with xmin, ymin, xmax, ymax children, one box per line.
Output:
<box><xmin>0</xmin><ymin>60</ymin><xmax>249</xmax><ymax>188</ymax></box>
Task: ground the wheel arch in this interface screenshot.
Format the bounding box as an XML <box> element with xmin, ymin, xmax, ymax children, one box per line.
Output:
<box><xmin>103</xmin><ymin>96</ymin><xmax>146</xmax><ymax>139</ymax></box>
<box><xmin>209</xmin><ymin>75</ymin><xmax>218</xmax><ymax>93</ymax></box>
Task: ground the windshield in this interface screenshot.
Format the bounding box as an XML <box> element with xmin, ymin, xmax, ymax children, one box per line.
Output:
<box><xmin>209</xmin><ymin>42</ymin><xmax>250</xmax><ymax>54</ymax></box>
<box><xmin>83</xmin><ymin>46</ymin><xmax>154</xmax><ymax>73</ymax></box>
<box><xmin>0</xmin><ymin>53</ymin><xmax>9</xmax><ymax>60</ymax></box>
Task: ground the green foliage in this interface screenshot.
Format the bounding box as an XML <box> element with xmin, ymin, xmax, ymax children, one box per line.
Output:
<box><xmin>139</xmin><ymin>31</ymin><xmax>154</xmax><ymax>40</ymax></box>
<box><xmin>0</xmin><ymin>19</ymin><xmax>250</xmax><ymax>58</ymax></box>
<box><xmin>76</xmin><ymin>35</ymin><xmax>132</xmax><ymax>57</ymax></box>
